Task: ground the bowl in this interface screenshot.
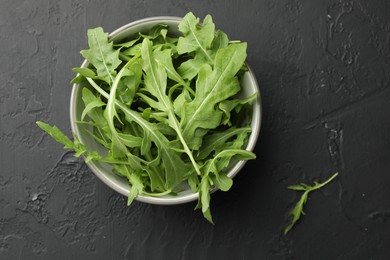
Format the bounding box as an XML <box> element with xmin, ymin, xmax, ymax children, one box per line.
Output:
<box><xmin>70</xmin><ymin>16</ymin><xmax>261</xmax><ymax>205</ymax></box>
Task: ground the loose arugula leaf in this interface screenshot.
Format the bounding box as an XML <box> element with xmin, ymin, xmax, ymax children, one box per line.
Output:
<box><xmin>284</xmin><ymin>172</ymin><xmax>339</xmax><ymax>234</ymax></box>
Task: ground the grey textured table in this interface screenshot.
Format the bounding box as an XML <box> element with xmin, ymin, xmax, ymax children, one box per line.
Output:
<box><xmin>1</xmin><ymin>0</ymin><xmax>390</xmax><ymax>259</ymax></box>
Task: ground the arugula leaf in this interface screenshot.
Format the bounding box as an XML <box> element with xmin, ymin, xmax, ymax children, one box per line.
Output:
<box><xmin>284</xmin><ymin>172</ymin><xmax>339</xmax><ymax>234</ymax></box>
<box><xmin>80</xmin><ymin>27</ymin><xmax>122</xmax><ymax>84</ymax></box>
<box><xmin>176</xmin><ymin>12</ymin><xmax>215</xmax><ymax>80</ymax></box>
<box><xmin>117</xmin><ymin>60</ymin><xmax>142</xmax><ymax>106</ymax></box>
<box><xmin>211</xmin><ymin>30</ymin><xmax>229</xmax><ymax>54</ymax></box>
<box><xmin>81</xmin><ymin>88</ymin><xmax>109</xmax><ymax>138</ymax></box>
<box><xmin>153</xmin><ymin>47</ymin><xmax>194</xmax><ymax>96</ymax></box>
<box><xmin>197</xmin><ymin>127</ymin><xmax>252</xmax><ymax>160</ymax></box>
<box><xmin>36</xmin><ymin>121</ymin><xmax>101</xmax><ymax>162</ymax></box>
<box><xmin>177</xmin><ymin>12</ymin><xmax>215</xmax><ymax>61</ymax></box>
<box><xmin>219</xmin><ymin>93</ymin><xmax>257</xmax><ymax>126</ymax></box>
<box><xmin>104</xmin><ymin>54</ymin><xmax>141</xmax><ymax>158</ymax></box>
<box><xmin>179</xmin><ymin>43</ymin><xmax>247</xmax><ymax>150</ymax></box>
<box><xmin>139</xmin><ymin>24</ymin><xmax>169</xmax><ymax>41</ymax></box>
<box><xmin>177</xmin><ymin>55</ymin><xmax>206</xmax><ymax>81</ymax></box>
<box><xmin>196</xmin><ymin>175</ymin><xmax>214</xmax><ymax>224</ymax></box>
<box><xmin>114</xmin><ymin>164</ymin><xmax>145</xmax><ymax>205</ymax></box>
<box><xmin>115</xmin><ymin>36</ymin><xmax>141</xmax><ymax>48</ymax></box>
<box><xmin>176</xmin><ymin>30</ymin><xmax>229</xmax><ymax>81</ymax></box>
<box><xmin>122</xmin><ymin>43</ymin><xmax>142</xmax><ymax>57</ymax></box>
<box><xmin>81</xmin><ymin>89</ymin><xmax>106</xmax><ymax>121</ymax></box>
<box><xmin>204</xmin><ymin>149</ymin><xmax>255</xmax><ymax>191</ymax></box>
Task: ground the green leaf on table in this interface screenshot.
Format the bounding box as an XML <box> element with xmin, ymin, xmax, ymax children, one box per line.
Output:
<box><xmin>284</xmin><ymin>172</ymin><xmax>339</xmax><ymax>234</ymax></box>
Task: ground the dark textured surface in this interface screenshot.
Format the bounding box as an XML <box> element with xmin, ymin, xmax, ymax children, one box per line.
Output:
<box><xmin>1</xmin><ymin>0</ymin><xmax>390</xmax><ymax>259</ymax></box>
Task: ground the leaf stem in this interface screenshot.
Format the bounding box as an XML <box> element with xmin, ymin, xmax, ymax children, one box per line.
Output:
<box><xmin>142</xmin><ymin>39</ymin><xmax>202</xmax><ymax>176</ymax></box>
<box><xmin>106</xmin><ymin>53</ymin><xmax>141</xmax><ymax>154</ymax></box>
<box><xmin>309</xmin><ymin>172</ymin><xmax>339</xmax><ymax>191</ymax></box>
<box><xmin>168</xmin><ymin>110</ymin><xmax>202</xmax><ymax>176</ymax></box>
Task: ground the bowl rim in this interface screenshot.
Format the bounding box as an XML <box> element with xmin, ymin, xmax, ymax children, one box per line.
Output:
<box><xmin>70</xmin><ymin>16</ymin><xmax>262</xmax><ymax>205</ymax></box>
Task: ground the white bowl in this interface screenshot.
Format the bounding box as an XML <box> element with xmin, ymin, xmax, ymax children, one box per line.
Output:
<box><xmin>70</xmin><ymin>16</ymin><xmax>261</xmax><ymax>205</ymax></box>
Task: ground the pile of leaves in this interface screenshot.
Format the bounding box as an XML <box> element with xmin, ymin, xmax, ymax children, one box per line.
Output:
<box><xmin>37</xmin><ymin>12</ymin><xmax>257</xmax><ymax>222</ymax></box>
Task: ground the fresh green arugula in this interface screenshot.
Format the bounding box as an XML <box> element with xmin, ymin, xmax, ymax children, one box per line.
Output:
<box><xmin>36</xmin><ymin>12</ymin><xmax>257</xmax><ymax>222</ymax></box>
<box><xmin>284</xmin><ymin>172</ymin><xmax>339</xmax><ymax>234</ymax></box>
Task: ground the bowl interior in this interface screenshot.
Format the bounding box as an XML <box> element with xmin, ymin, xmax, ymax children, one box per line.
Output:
<box><xmin>70</xmin><ymin>17</ymin><xmax>261</xmax><ymax>205</ymax></box>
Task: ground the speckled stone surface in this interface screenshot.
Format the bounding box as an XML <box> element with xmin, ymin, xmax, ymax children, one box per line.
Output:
<box><xmin>1</xmin><ymin>0</ymin><xmax>390</xmax><ymax>259</ymax></box>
